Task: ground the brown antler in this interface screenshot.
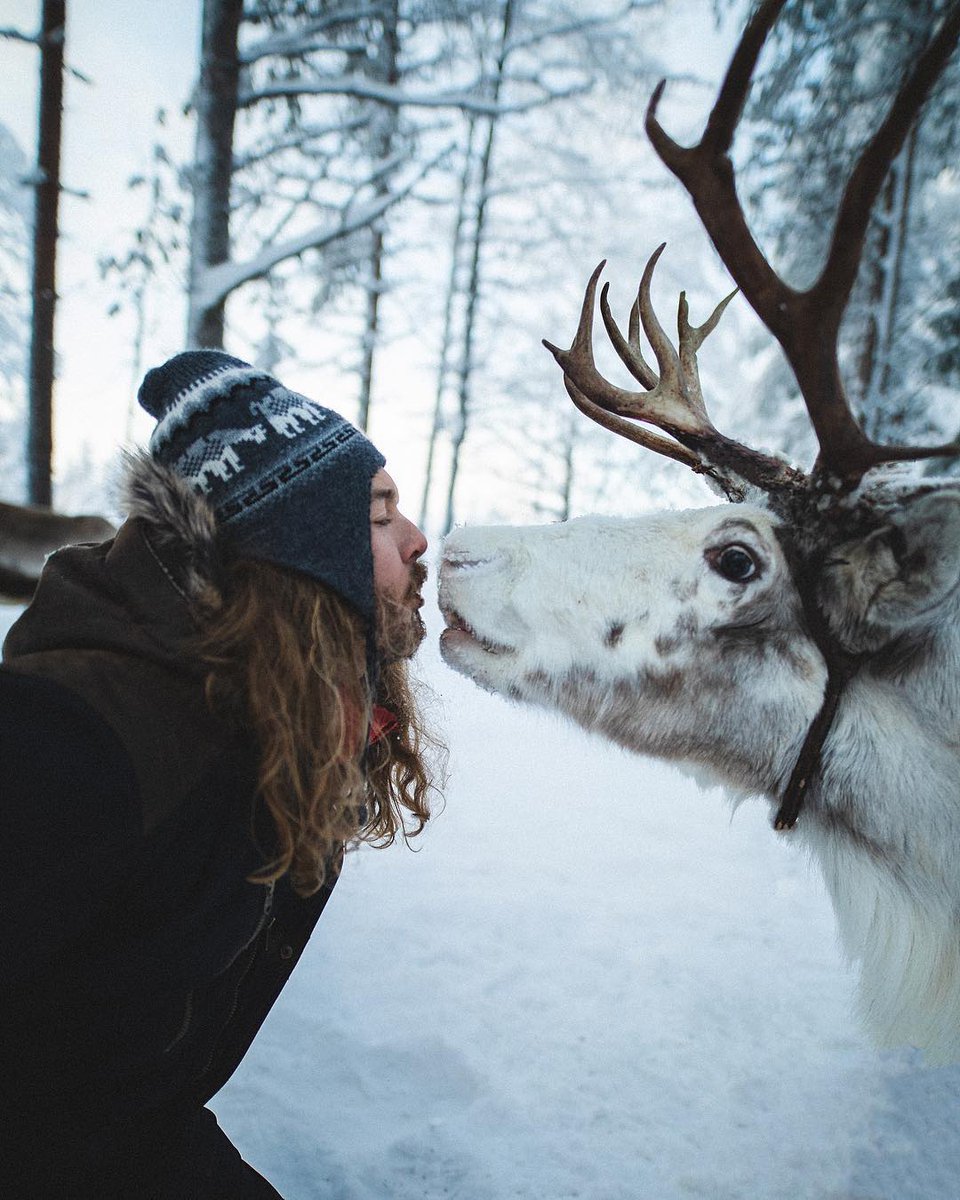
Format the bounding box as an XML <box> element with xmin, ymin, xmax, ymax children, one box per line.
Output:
<box><xmin>543</xmin><ymin>245</ymin><xmax>805</xmax><ymax>500</ymax></box>
<box><xmin>645</xmin><ymin>0</ymin><xmax>960</xmax><ymax>485</ymax></box>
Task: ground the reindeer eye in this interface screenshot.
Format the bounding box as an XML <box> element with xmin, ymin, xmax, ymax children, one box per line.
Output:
<box><xmin>709</xmin><ymin>544</ymin><xmax>759</xmax><ymax>583</ymax></box>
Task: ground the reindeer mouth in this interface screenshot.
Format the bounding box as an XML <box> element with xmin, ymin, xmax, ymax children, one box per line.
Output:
<box><xmin>440</xmin><ymin>609</ymin><xmax>514</xmax><ymax>657</ymax></box>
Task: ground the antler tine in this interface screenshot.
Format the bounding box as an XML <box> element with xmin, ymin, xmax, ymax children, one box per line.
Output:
<box><xmin>542</xmin><ymin>260</ymin><xmax>651</xmax><ymax>422</ymax></box>
<box><xmin>699</xmin><ymin>0</ymin><xmax>789</xmax><ymax>158</ymax></box>
<box><xmin>599</xmin><ymin>284</ymin><xmax>658</xmax><ymax>390</ymax></box>
<box><xmin>544</xmin><ymin>250</ymin><xmax>722</xmax><ymax>438</ymax></box>
<box><xmin>597</xmin><ymin>242</ymin><xmax>700</xmax><ymax>394</ymax></box>
<box><xmin>636</xmin><ymin>242</ymin><xmax>684</xmax><ymax>403</ymax></box>
<box><xmin>677</xmin><ymin>287</ymin><xmax>739</xmax><ymax>416</ymax></box>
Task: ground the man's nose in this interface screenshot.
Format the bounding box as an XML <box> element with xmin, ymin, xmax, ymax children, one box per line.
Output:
<box><xmin>405</xmin><ymin>517</ymin><xmax>428</xmax><ymax>561</ymax></box>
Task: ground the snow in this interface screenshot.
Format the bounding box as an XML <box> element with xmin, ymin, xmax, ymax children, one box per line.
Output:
<box><xmin>4</xmin><ymin>599</ymin><xmax>960</xmax><ymax>1196</ymax></box>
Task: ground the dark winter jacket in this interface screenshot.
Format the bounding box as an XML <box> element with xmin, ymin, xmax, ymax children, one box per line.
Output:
<box><xmin>1</xmin><ymin>457</ymin><xmax>338</xmax><ymax>1198</ymax></box>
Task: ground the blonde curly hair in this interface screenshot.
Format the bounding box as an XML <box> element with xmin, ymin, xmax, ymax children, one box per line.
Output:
<box><xmin>197</xmin><ymin>558</ymin><xmax>443</xmax><ymax>896</ymax></box>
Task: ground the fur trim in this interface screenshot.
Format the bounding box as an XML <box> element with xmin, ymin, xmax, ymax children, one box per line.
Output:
<box><xmin>120</xmin><ymin>450</ymin><xmax>225</xmax><ymax>611</ymax></box>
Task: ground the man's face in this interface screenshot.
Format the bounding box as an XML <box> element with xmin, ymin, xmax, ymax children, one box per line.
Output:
<box><xmin>370</xmin><ymin>469</ymin><xmax>429</xmax><ymax>660</ymax></box>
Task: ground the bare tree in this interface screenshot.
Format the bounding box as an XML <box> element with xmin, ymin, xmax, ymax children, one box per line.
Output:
<box><xmin>184</xmin><ymin>1</ymin><xmax>489</xmax><ymax>355</ymax></box>
<box><xmin>442</xmin><ymin>0</ymin><xmax>516</xmax><ymax>535</ymax></box>
<box><xmin>186</xmin><ymin>0</ymin><xmax>242</xmax><ymax>349</ymax></box>
<box><xmin>0</xmin><ymin>124</ymin><xmax>31</xmax><ymax>500</ymax></box>
<box><xmin>27</xmin><ymin>0</ymin><xmax>66</xmax><ymax>506</ymax></box>
<box><xmin>356</xmin><ymin>0</ymin><xmax>400</xmax><ymax>431</ymax></box>
<box><xmin>426</xmin><ymin>0</ymin><xmax>665</xmax><ymax>530</ymax></box>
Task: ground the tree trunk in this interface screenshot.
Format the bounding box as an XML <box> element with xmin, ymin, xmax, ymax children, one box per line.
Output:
<box><xmin>186</xmin><ymin>0</ymin><xmax>242</xmax><ymax>349</ymax></box>
<box><xmin>27</xmin><ymin>0</ymin><xmax>65</xmax><ymax>507</ymax></box>
<box><xmin>419</xmin><ymin>117</ymin><xmax>478</xmax><ymax>530</ymax></box>
<box><xmin>356</xmin><ymin>0</ymin><xmax>400</xmax><ymax>432</ymax></box>
<box><xmin>855</xmin><ymin>126</ymin><xmax>918</xmax><ymax>442</ymax></box>
<box><xmin>559</xmin><ymin>407</ymin><xmax>575</xmax><ymax>524</ymax></box>
<box><xmin>443</xmin><ymin>0</ymin><xmax>515</xmax><ymax>534</ymax></box>
<box><xmin>876</xmin><ymin>126</ymin><xmax>918</xmax><ymax>413</ymax></box>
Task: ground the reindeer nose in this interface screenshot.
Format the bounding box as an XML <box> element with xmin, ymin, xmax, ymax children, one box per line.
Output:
<box><xmin>441</xmin><ymin>526</ymin><xmax>510</xmax><ymax>572</ymax></box>
<box><xmin>441</xmin><ymin>550</ymin><xmax>494</xmax><ymax>571</ymax></box>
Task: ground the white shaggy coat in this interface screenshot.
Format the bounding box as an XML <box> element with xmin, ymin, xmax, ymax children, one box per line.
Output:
<box><xmin>439</xmin><ymin>491</ymin><xmax>960</xmax><ymax>1062</ymax></box>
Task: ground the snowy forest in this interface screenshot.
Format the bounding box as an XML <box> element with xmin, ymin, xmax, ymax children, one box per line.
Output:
<box><xmin>4</xmin><ymin>1</ymin><xmax>960</xmax><ymax>1197</ymax></box>
<box><xmin>2</xmin><ymin>0</ymin><xmax>959</xmax><ymax>531</ymax></box>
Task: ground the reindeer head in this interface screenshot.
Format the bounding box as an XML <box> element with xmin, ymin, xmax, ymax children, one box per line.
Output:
<box><xmin>441</xmin><ymin>486</ymin><xmax>960</xmax><ymax>789</ymax></box>
<box><xmin>442</xmin><ymin>0</ymin><xmax>960</xmax><ymax>831</ymax></box>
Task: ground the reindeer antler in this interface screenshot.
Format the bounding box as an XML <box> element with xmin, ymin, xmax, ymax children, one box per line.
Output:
<box><xmin>645</xmin><ymin>0</ymin><xmax>960</xmax><ymax>485</ymax></box>
<box><xmin>543</xmin><ymin>246</ymin><xmax>805</xmax><ymax>500</ymax></box>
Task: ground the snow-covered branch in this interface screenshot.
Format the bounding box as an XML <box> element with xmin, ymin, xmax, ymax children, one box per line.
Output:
<box><xmin>503</xmin><ymin>1</ymin><xmax>652</xmax><ymax>56</ymax></box>
<box><xmin>231</xmin><ymin>116</ymin><xmax>369</xmax><ymax>172</ymax></box>
<box><xmin>191</xmin><ymin>145</ymin><xmax>452</xmax><ymax>313</ymax></box>
<box><xmin>239</xmin><ymin>6</ymin><xmax>388</xmax><ymax>65</ymax></box>
<box><xmin>0</xmin><ymin>26</ymin><xmax>39</xmax><ymax>45</ymax></box>
<box><xmin>239</xmin><ymin>74</ymin><xmax>592</xmax><ymax>117</ymax></box>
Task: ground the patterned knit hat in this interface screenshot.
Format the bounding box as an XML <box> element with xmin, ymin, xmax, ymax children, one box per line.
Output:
<box><xmin>138</xmin><ymin>350</ymin><xmax>385</xmax><ymax>621</ymax></box>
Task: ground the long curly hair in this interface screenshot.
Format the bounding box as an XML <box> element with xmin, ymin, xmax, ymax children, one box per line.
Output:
<box><xmin>197</xmin><ymin>558</ymin><xmax>443</xmax><ymax>896</ymax></box>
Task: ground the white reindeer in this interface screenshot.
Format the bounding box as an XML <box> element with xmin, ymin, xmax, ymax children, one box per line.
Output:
<box><xmin>439</xmin><ymin>0</ymin><xmax>960</xmax><ymax>1062</ymax></box>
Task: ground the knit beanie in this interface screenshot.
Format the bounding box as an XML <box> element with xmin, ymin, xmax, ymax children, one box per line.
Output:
<box><xmin>138</xmin><ymin>350</ymin><xmax>385</xmax><ymax>622</ymax></box>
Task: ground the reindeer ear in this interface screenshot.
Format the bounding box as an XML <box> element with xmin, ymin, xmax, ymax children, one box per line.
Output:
<box><xmin>868</xmin><ymin>491</ymin><xmax>960</xmax><ymax>629</ymax></box>
<box><xmin>818</xmin><ymin>491</ymin><xmax>960</xmax><ymax>651</ymax></box>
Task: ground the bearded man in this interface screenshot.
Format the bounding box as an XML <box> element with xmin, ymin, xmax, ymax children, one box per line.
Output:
<box><xmin>0</xmin><ymin>351</ymin><xmax>439</xmax><ymax>1198</ymax></box>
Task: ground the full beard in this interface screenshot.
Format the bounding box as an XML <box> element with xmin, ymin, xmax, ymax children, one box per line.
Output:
<box><xmin>375</xmin><ymin>560</ymin><xmax>428</xmax><ymax>662</ymax></box>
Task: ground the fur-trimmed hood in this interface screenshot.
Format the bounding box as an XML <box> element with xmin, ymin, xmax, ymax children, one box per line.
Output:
<box><xmin>120</xmin><ymin>449</ymin><xmax>228</xmax><ymax>611</ymax></box>
<box><xmin>4</xmin><ymin>450</ymin><xmax>233</xmax><ymax>669</ymax></box>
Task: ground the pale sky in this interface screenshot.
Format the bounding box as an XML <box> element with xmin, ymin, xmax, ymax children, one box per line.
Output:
<box><xmin>1</xmin><ymin>0</ymin><xmax>201</xmax><ymax>493</ymax></box>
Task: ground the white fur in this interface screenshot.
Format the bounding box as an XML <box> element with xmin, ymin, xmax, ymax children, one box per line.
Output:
<box><xmin>439</xmin><ymin>495</ymin><xmax>960</xmax><ymax>1061</ymax></box>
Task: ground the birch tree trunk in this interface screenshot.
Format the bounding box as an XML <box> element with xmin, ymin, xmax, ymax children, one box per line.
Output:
<box><xmin>856</xmin><ymin>127</ymin><xmax>918</xmax><ymax>440</ymax></box>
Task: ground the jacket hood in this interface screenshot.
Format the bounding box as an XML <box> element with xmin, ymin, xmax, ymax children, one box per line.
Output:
<box><xmin>2</xmin><ymin>455</ymin><xmax>244</xmax><ymax>833</ymax></box>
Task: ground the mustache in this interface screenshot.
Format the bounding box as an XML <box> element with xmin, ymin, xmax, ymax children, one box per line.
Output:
<box><xmin>406</xmin><ymin>560</ymin><xmax>428</xmax><ymax>599</ymax></box>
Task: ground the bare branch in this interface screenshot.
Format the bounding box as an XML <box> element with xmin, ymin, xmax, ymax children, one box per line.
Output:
<box><xmin>239</xmin><ymin>74</ymin><xmax>591</xmax><ymax>117</ymax></box>
<box><xmin>0</xmin><ymin>26</ymin><xmax>39</xmax><ymax>45</ymax></box>
<box><xmin>191</xmin><ymin>145</ymin><xmax>452</xmax><ymax>313</ymax></box>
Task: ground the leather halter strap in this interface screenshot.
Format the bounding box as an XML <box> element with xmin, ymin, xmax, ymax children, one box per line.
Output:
<box><xmin>773</xmin><ymin>575</ymin><xmax>864</xmax><ymax>832</ymax></box>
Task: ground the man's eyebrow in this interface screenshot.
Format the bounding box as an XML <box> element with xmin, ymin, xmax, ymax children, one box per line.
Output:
<box><xmin>370</xmin><ymin>486</ymin><xmax>398</xmax><ymax>504</ymax></box>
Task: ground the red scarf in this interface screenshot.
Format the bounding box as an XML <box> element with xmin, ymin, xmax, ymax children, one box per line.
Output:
<box><xmin>368</xmin><ymin>704</ymin><xmax>399</xmax><ymax>744</ymax></box>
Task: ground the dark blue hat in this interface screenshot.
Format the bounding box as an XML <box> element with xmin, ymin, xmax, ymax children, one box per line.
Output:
<box><xmin>138</xmin><ymin>350</ymin><xmax>385</xmax><ymax>622</ymax></box>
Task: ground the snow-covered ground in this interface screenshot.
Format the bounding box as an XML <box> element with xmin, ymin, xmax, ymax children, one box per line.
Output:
<box><xmin>5</xmin><ymin>598</ymin><xmax>960</xmax><ymax>1198</ymax></box>
<box><xmin>216</xmin><ymin>614</ymin><xmax>960</xmax><ymax>1200</ymax></box>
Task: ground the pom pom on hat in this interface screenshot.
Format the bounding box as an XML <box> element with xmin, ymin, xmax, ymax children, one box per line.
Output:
<box><xmin>137</xmin><ymin>350</ymin><xmax>385</xmax><ymax>621</ymax></box>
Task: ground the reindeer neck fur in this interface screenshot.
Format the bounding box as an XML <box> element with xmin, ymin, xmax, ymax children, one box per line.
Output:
<box><xmin>798</xmin><ymin>588</ymin><xmax>960</xmax><ymax>1062</ymax></box>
